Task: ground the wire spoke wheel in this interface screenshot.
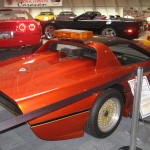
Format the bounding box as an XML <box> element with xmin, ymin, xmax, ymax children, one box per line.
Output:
<box><xmin>97</xmin><ymin>98</ymin><xmax>121</xmax><ymax>132</ymax></box>
<box><xmin>85</xmin><ymin>88</ymin><xmax>123</xmax><ymax>138</ymax></box>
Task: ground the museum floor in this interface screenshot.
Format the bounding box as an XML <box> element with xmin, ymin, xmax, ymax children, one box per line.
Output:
<box><xmin>0</xmin><ymin>104</ymin><xmax>150</xmax><ymax>150</ymax></box>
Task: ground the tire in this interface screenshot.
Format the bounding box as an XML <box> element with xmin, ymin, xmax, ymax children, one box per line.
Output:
<box><xmin>100</xmin><ymin>27</ymin><xmax>117</xmax><ymax>37</ymax></box>
<box><xmin>44</xmin><ymin>25</ymin><xmax>55</xmax><ymax>40</ymax></box>
<box><xmin>85</xmin><ymin>88</ymin><xmax>123</xmax><ymax>138</ymax></box>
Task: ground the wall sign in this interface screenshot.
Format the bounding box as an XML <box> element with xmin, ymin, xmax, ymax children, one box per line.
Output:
<box><xmin>4</xmin><ymin>0</ymin><xmax>62</xmax><ymax>7</ymax></box>
<box><xmin>128</xmin><ymin>76</ymin><xmax>150</xmax><ymax>118</ymax></box>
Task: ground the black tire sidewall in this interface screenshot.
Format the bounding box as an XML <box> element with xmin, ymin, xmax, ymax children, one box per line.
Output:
<box><xmin>44</xmin><ymin>25</ymin><xmax>55</xmax><ymax>40</ymax></box>
<box><xmin>100</xmin><ymin>26</ymin><xmax>118</xmax><ymax>37</ymax></box>
<box><xmin>87</xmin><ymin>88</ymin><xmax>123</xmax><ymax>138</ymax></box>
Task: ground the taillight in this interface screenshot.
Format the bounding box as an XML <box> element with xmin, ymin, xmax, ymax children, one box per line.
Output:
<box><xmin>29</xmin><ymin>24</ymin><xmax>36</xmax><ymax>31</ymax></box>
<box><xmin>18</xmin><ymin>23</ymin><xmax>36</xmax><ymax>31</ymax></box>
<box><xmin>19</xmin><ymin>23</ymin><xmax>26</xmax><ymax>31</ymax></box>
<box><xmin>147</xmin><ymin>36</ymin><xmax>150</xmax><ymax>41</ymax></box>
<box><xmin>127</xmin><ymin>29</ymin><xmax>133</xmax><ymax>33</ymax></box>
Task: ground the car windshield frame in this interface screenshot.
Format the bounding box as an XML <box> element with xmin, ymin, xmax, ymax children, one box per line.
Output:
<box><xmin>39</xmin><ymin>12</ymin><xmax>54</xmax><ymax>15</ymax></box>
<box><xmin>59</xmin><ymin>12</ymin><xmax>75</xmax><ymax>16</ymax></box>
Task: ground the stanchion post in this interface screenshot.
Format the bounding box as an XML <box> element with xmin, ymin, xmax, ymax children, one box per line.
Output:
<box><xmin>118</xmin><ymin>67</ymin><xmax>143</xmax><ymax>150</ymax></box>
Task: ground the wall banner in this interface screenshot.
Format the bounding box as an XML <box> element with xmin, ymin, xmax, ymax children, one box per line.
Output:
<box><xmin>123</xmin><ymin>7</ymin><xmax>150</xmax><ymax>19</ymax></box>
<box><xmin>4</xmin><ymin>0</ymin><xmax>62</xmax><ymax>7</ymax></box>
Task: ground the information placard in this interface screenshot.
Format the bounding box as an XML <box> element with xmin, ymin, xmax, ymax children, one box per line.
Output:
<box><xmin>128</xmin><ymin>76</ymin><xmax>150</xmax><ymax>118</ymax></box>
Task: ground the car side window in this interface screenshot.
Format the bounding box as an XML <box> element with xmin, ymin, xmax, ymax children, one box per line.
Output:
<box><xmin>109</xmin><ymin>43</ymin><xmax>150</xmax><ymax>65</ymax></box>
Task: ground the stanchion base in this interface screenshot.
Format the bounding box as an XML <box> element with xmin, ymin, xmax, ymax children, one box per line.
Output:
<box><xmin>118</xmin><ymin>146</ymin><xmax>143</xmax><ymax>150</ymax></box>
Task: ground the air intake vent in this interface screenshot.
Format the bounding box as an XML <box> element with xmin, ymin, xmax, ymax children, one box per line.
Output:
<box><xmin>0</xmin><ymin>92</ymin><xmax>22</xmax><ymax>115</ymax></box>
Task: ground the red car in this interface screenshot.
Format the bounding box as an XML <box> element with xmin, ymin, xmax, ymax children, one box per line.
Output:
<box><xmin>0</xmin><ymin>9</ymin><xmax>42</xmax><ymax>50</ymax></box>
<box><xmin>0</xmin><ymin>29</ymin><xmax>150</xmax><ymax>141</ymax></box>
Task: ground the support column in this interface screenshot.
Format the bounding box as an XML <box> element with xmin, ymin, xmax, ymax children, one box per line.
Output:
<box><xmin>113</xmin><ymin>0</ymin><xmax>119</xmax><ymax>15</ymax></box>
<box><xmin>91</xmin><ymin>0</ymin><xmax>96</xmax><ymax>11</ymax></box>
<box><xmin>68</xmin><ymin>0</ymin><xmax>74</xmax><ymax>12</ymax></box>
<box><xmin>136</xmin><ymin>0</ymin><xmax>142</xmax><ymax>10</ymax></box>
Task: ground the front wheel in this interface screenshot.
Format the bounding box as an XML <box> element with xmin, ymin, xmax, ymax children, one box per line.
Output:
<box><xmin>85</xmin><ymin>88</ymin><xmax>123</xmax><ymax>138</ymax></box>
<box><xmin>100</xmin><ymin>27</ymin><xmax>117</xmax><ymax>37</ymax></box>
<box><xmin>44</xmin><ymin>25</ymin><xmax>55</xmax><ymax>40</ymax></box>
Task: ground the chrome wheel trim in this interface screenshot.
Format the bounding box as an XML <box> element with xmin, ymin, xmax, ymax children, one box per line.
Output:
<box><xmin>97</xmin><ymin>98</ymin><xmax>121</xmax><ymax>132</ymax></box>
<box><xmin>101</xmin><ymin>28</ymin><xmax>116</xmax><ymax>36</ymax></box>
<box><xmin>45</xmin><ymin>26</ymin><xmax>55</xmax><ymax>39</ymax></box>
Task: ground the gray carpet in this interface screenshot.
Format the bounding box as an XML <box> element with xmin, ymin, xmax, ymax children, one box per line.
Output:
<box><xmin>0</xmin><ymin>105</ymin><xmax>150</xmax><ymax>150</ymax></box>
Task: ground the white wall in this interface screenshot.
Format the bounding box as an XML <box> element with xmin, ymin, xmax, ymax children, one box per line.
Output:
<box><xmin>0</xmin><ymin>1</ymin><xmax>4</xmax><ymax>9</ymax></box>
<box><xmin>1</xmin><ymin>0</ymin><xmax>150</xmax><ymax>18</ymax></box>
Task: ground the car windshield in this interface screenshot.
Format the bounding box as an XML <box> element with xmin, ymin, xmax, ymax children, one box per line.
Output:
<box><xmin>109</xmin><ymin>43</ymin><xmax>150</xmax><ymax>65</ymax></box>
<box><xmin>86</xmin><ymin>12</ymin><xmax>101</xmax><ymax>16</ymax></box>
<box><xmin>39</xmin><ymin>12</ymin><xmax>54</xmax><ymax>15</ymax></box>
<box><xmin>0</xmin><ymin>10</ymin><xmax>33</xmax><ymax>20</ymax></box>
<box><xmin>59</xmin><ymin>12</ymin><xmax>74</xmax><ymax>16</ymax></box>
<box><xmin>92</xmin><ymin>36</ymin><xmax>150</xmax><ymax>65</ymax></box>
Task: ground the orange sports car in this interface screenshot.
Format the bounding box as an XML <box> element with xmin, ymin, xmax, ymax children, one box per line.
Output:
<box><xmin>0</xmin><ymin>29</ymin><xmax>150</xmax><ymax>141</ymax></box>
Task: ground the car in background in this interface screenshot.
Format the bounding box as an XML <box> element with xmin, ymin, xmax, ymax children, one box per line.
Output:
<box><xmin>55</xmin><ymin>11</ymin><xmax>76</xmax><ymax>20</ymax></box>
<box><xmin>0</xmin><ymin>9</ymin><xmax>42</xmax><ymax>51</ymax></box>
<box><xmin>143</xmin><ymin>34</ymin><xmax>150</xmax><ymax>46</ymax></box>
<box><xmin>148</xmin><ymin>23</ymin><xmax>150</xmax><ymax>30</ymax></box>
<box><xmin>42</xmin><ymin>11</ymin><xmax>148</xmax><ymax>40</ymax></box>
<box><xmin>35</xmin><ymin>12</ymin><xmax>56</xmax><ymax>21</ymax></box>
<box><xmin>0</xmin><ymin>29</ymin><xmax>149</xmax><ymax>141</ymax></box>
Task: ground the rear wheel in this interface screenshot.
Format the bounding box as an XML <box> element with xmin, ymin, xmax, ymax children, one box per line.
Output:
<box><xmin>100</xmin><ymin>27</ymin><xmax>117</xmax><ymax>37</ymax></box>
<box><xmin>44</xmin><ymin>25</ymin><xmax>55</xmax><ymax>40</ymax></box>
<box><xmin>85</xmin><ymin>88</ymin><xmax>123</xmax><ymax>138</ymax></box>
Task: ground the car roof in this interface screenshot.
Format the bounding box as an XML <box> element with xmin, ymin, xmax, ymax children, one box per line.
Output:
<box><xmin>41</xmin><ymin>11</ymin><xmax>53</xmax><ymax>13</ymax></box>
<box><xmin>85</xmin><ymin>11</ymin><xmax>101</xmax><ymax>14</ymax></box>
<box><xmin>91</xmin><ymin>35</ymin><xmax>150</xmax><ymax>57</ymax></box>
<box><xmin>59</xmin><ymin>11</ymin><xmax>75</xmax><ymax>14</ymax></box>
<box><xmin>92</xmin><ymin>35</ymin><xmax>130</xmax><ymax>46</ymax></box>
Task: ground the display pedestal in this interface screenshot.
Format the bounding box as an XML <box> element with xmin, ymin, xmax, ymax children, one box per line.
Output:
<box><xmin>118</xmin><ymin>146</ymin><xmax>142</xmax><ymax>150</ymax></box>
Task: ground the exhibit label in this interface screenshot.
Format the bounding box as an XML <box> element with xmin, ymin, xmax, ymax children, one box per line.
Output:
<box><xmin>128</xmin><ymin>76</ymin><xmax>150</xmax><ymax>118</ymax></box>
<box><xmin>4</xmin><ymin>0</ymin><xmax>62</xmax><ymax>7</ymax></box>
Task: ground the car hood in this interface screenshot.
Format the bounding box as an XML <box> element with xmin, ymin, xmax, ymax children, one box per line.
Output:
<box><xmin>35</xmin><ymin>15</ymin><xmax>54</xmax><ymax>20</ymax></box>
<box><xmin>0</xmin><ymin>52</ymin><xmax>95</xmax><ymax>109</ymax></box>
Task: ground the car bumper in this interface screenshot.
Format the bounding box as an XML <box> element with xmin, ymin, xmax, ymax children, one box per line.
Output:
<box><xmin>0</xmin><ymin>33</ymin><xmax>41</xmax><ymax>48</ymax></box>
